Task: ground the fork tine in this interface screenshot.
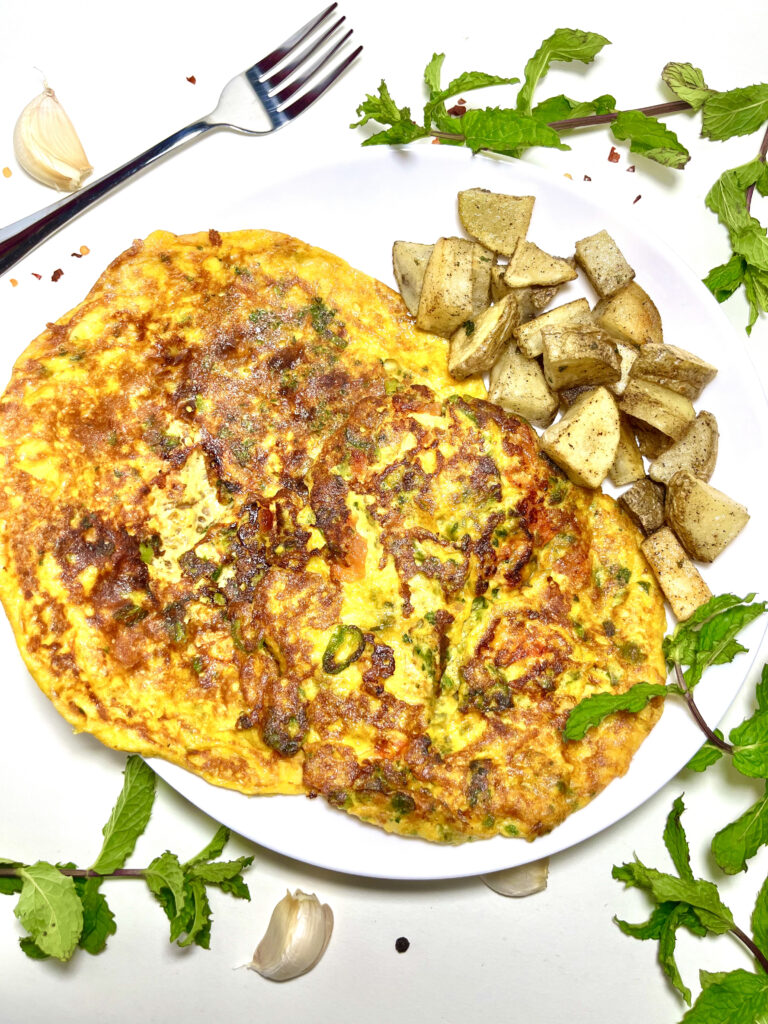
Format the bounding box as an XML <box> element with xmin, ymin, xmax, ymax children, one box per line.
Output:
<box><xmin>271</xmin><ymin>28</ymin><xmax>353</xmax><ymax>106</ymax></box>
<box><xmin>281</xmin><ymin>43</ymin><xmax>363</xmax><ymax>121</ymax></box>
<box><xmin>262</xmin><ymin>16</ymin><xmax>346</xmax><ymax>90</ymax></box>
<box><xmin>254</xmin><ymin>3</ymin><xmax>338</xmax><ymax>76</ymax></box>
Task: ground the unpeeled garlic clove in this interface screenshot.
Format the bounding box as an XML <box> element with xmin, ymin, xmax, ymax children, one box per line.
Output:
<box><xmin>481</xmin><ymin>857</ymin><xmax>549</xmax><ymax>897</ymax></box>
<box><xmin>247</xmin><ymin>889</ymin><xmax>333</xmax><ymax>982</ymax></box>
<box><xmin>13</xmin><ymin>85</ymin><xmax>93</xmax><ymax>192</ymax></box>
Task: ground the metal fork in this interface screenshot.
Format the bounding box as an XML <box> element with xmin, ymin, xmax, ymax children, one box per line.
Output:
<box><xmin>0</xmin><ymin>4</ymin><xmax>361</xmax><ymax>276</ymax></box>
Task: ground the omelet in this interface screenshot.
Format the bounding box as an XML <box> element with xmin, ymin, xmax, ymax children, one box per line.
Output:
<box><xmin>0</xmin><ymin>229</ymin><xmax>667</xmax><ymax>843</ymax></box>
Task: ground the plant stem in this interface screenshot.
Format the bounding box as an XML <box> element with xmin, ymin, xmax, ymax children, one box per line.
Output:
<box><xmin>745</xmin><ymin>122</ymin><xmax>768</xmax><ymax>214</ymax></box>
<box><xmin>732</xmin><ymin>923</ymin><xmax>768</xmax><ymax>975</ymax></box>
<box><xmin>673</xmin><ymin>663</ymin><xmax>735</xmax><ymax>754</ymax></box>
<box><xmin>0</xmin><ymin>866</ymin><xmax>146</xmax><ymax>878</ymax></box>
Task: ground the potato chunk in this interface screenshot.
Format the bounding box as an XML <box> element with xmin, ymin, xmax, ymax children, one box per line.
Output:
<box><xmin>609</xmin><ymin>419</ymin><xmax>645</xmax><ymax>487</ymax></box>
<box><xmin>539</xmin><ymin>386</ymin><xmax>619</xmax><ymax>488</ymax></box>
<box><xmin>641</xmin><ymin>528</ymin><xmax>712</xmax><ymax>620</ymax></box>
<box><xmin>575</xmin><ymin>229</ymin><xmax>635</xmax><ymax>297</ymax></box>
<box><xmin>630</xmin><ymin>343</ymin><xmax>718</xmax><ymax>400</ymax></box>
<box><xmin>515</xmin><ymin>283</ymin><xmax>563</xmax><ymax>321</ymax></box>
<box><xmin>416</xmin><ymin>237</ymin><xmax>493</xmax><ymax>337</ymax></box>
<box><xmin>514</xmin><ymin>298</ymin><xmax>591</xmax><ymax>358</ymax></box>
<box><xmin>487</xmin><ymin>344</ymin><xmax>558</xmax><ymax>427</ymax></box>
<box><xmin>609</xmin><ymin>341</ymin><xmax>639</xmax><ymax>398</ymax></box>
<box><xmin>618</xmin><ymin>379</ymin><xmax>695</xmax><ymax>440</ymax></box>
<box><xmin>503</xmin><ymin>241</ymin><xmax>578</xmax><ymax>288</ymax></box>
<box><xmin>392</xmin><ymin>241</ymin><xmax>434</xmax><ymax>316</ymax></box>
<box><xmin>448</xmin><ymin>294</ymin><xmax>518</xmax><ymax>379</ymax></box>
<box><xmin>649</xmin><ymin>411</ymin><xmax>719</xmax><ymax>485</ymax></box>
<box><xmin>542</xmin><ymin>324</ymin><xmax>621</xmax><ymax>391</ymax></box>
<box><xmin>665</xmin><ymin>471</ymin><xmax>750</xmax><ymax>563</ymax></box>
<box><xmin>458</xmin><ymin>188</ymin><xmax>535</xmax><ymax>257</ymax></box>
<box><xmin>618</xmin><ymin>477</ymin><xmax>666</xmax><ymax>535</ymax></box>
<box><xmin>593</xmin><ymin>282</ymin><xmax>663</xmax><ymax>346</ymax></box>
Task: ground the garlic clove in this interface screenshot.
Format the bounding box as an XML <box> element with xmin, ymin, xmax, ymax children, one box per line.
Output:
<box><xmin>481</xmin><ymin>857</ymin><xmax>549</xmax><ymax>897</ymax></box>
<box><xmin>247</xmin><ymin>889</ymin><xmax>333</xmax><ymax>982</ymax></box>
<box><xmin>13</xmin><ymin>85</ymin><xmax>93</xmax><ymax>192</ymax></box>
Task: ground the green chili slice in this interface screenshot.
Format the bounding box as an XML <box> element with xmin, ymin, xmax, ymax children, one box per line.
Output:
<box><xmin>322</xmin><ymin>624</ymin><xmax>365</xmax><ymax>675</ymax></box>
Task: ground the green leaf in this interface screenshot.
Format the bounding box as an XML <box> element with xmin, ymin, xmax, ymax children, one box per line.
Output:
<box><xmin>563</xmin><ymin>682</ymin><xmax>668</xmax><ymax>741</ymax></box>
<box><xmin>19</xmin><ymin>937</ymin><xmax>50</xmax><ymax>959</ymax></box>
<box><xmin>90</xmin><ymin>756</ymin><xmax>156</xmax><ymax>874</ymax></box>
<box><xmin>359</xmin><ymin>121</ymin><xmax>430</xmax><ymax>147</ymax></box>
<box><xmin>615</xmin><ymin>901</ymin><xmax>706</xmax><ymax>941</ymax></box>
<box><xmin>175</xmin><ymin>878</ymin><xmax>213</xmax><ymax>949</ymax></box>
<box><xmin>702</xmin><ymin>84</ymin><xmax>768</xmax><ymax>140</ymax></box>
<box><xmin>731</xmin><ymin>710</ymin><xmax>768</xmax><ymax>778</ymax></box>
<box><xmin>611</xmin><ymin>110</ymin><xmax>690</xmax><ymax>168</ymax></box>
<box><xmin>423</xmin><ymin>53</ymin><xmax>444</xmax><ymax>97</ymax></box>
<box><xmin>663</xmin><ymin>796</ymin><xmax>694</xmax><ymax>881</ymax></box>
<box><xmin>188</xmin><ymin>857</ymin><xmax>254</xmax><ymax>888</ymax></box>
<box><xmin>711</xmin><ymin>783</ymin><xmax>768</xmax><ymax>874</ymax></box>
<box><xmin>0</xmin><ymin>861</ymin><xmax>23</xmax><ymax>895</ymax></box>
<box><xmin>14</xmin><ymin>862</ymin><xmax>84</xmax><ymax>962</ymax></box>
<box><xmin>422</xmin><ymin>62</ymin><xmax>520</xmax><ymax>127</ymax></box>
<box><xmin>532</xmin><ymin>93</ymin><xmax>616</xmax><ymax>122</ymax></box>
<box><xmin>74</xmin><ymin>877</ymin><xmax>116</xmax><ymax>955</ymax></box>
<box><xmin>703</xmin><ymin>254</ymin><xmax>746</xmax><ymax>303</ymax></box>
<box><xmin>744</xmin><ymin>265</ymin><xmax>768</xmax><ymax>334</ymax></box>
<box><xmin>457</xmin><ymin>107</ymin><xmax>568</xmax><ymax>155</ymax></box>
<box><xmin>756</xmin><ymin>663</ymin><xmax>768</xmax><ymax>712</ymax></box>
<box><xmin>185</xmin><ymin>825</ymin><xmax>230</xmax><ymax>867</ymax></box>
<box><xmin>681</xmin><ymin>969</ymin><xmax>768</xmax><ymax>1023</ymax></box>
<box><xmin>661</xmin><ymin>63</ymin><xmax>715</xmax><ymax>110</ymax></box>
<box><xmin>752</xmin><ymin>875</ymin><xmax>768</xmax><ymax>960</ymax></box>
<box><xmin>516</xmin><ymin>28</ymin><xmax>611</xmax><ymax>115</ymax></box>
<box><xmin>351</xmin><ymin>81</ymin><xmax>428</xmax><ymax>146</ymax></box>
<box><xmin>145</xmin><ymin>851</ymin><xmax>186</xmax><ymax>923</ymax></box>
<box><xmin>612</xmin><ymin>860</ymin><xmax>733</xmax><ymax>934</ymax></box>
<box><xmin>685</xmin><ymin>734</ymin><xmax>725</xmax><ymax>772</ymax></box>
<box><xmin>658</xmin><ymin>902</ymin><xmax>693</xmax><ymax>1005</ymax></box>
<box><xmin>706</xmin><ymin>160</ymin><xmax>767</xmax><ymax>236</ymax></box>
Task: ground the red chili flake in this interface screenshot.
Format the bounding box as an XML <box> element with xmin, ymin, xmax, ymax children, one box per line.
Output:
<box><xmin>446</xmin><ymin>104</ymin><xmax>465</xmax><ymax>116</ymax></box>
<box><xmin>583</xmin><ymin>174</ymin><xmax>592</xmax><ymax>181</ymax></box>
<box><xmin>608</xmin><ymin>146</ymin><xmax>620</xmax><ymax>163</ymax></box>
<box><xmin>432</xmin><ymin>137</ymin><xmax>442</xmax><ymax>144</ymax></box>
<box><xmin>71</xmin><ymin>252</ymin><xmax>83</xmax><ymax>258</ymax></box>
<box><xmin>51</xmin><ymin>268</ymin><xmax>64</xmax><ymax>282</ymax></box>
<box><xmin>31</xmin><ymin>272</ymin><xmax>42</xmax><ymax>280</ymax></box>
<box><xmin>10</xmin><ymin>278</ymin><xmax>18</xmax><ymax>287</ymax></box>
<box><xmin>633</xmin><ymin>195</ymin><xmax>642</xmax><ymax>204</ymax></box>
<box><xmin>626</xmin><ymin>165</ymin><xmax>636</xmax><ymax>173</ymax></box>
<box><xmin>186</xmin><ymin>75</ymin><xmax>197</xmax><ymax>85</ymax></box>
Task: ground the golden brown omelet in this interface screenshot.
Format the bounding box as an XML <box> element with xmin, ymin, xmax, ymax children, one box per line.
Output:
<box><xmin>0</xmin><ymin>229</ymin><xmax>666</xmax><ymax>843</ymax></box>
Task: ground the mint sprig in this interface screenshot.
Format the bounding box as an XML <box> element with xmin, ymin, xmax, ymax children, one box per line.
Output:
<box><xmin>0</xmin><ymin>756</ymin><xmax>253</xmax><ymax>961</ymax></box>
<box><xmin>351</xmin><ymin>31</ymin><xmax>768</xmax><ymax>332</ymax></box>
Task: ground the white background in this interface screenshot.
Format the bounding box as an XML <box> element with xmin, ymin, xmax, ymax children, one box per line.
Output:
<box><xmin>1</xmin><ymin>2</ymin><xmax>768</xmax><ymax>1022</ymax></box>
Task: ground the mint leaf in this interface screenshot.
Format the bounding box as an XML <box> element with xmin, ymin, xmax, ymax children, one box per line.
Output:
<box><xmin>711</xmin><ymin>783</ymin><xmax>768</xmax><ymax>874</ymax></box>
<box><xmin>752</xmin><ymin>875</ymin><xmax>768</xmax><ymax>959</ymax></box>
<box><xmin>661</xmin><ymin>63</ymin><xmax>715</xmax><ymax>111</ymax></box>
<box><xmin>185</xmin><ymin>825</ymin><xmax>231</xmax><ymax>867</ymax></box>
<box><xmin>756</xmin><ymin>663</ymin><xmax>768</xmax><ymax>712</ymax></box>
<box><xmin>74</xmin><ymin>877</ymin><xmax>116</xmax><ymax>955</ymax></box>
<box><xmin>685</xmin><ymin>734</ymin><xmax>725</xmax><ymax>772</ymax></box>
<box><xmin>702</xmin><ymin>84</ymin><xmax>768</xmax><ymax>140</ymax></box>
<box><xmin>188</xmin><ymin>858</ymin><xmax>253</xmax><ymax>888</ymax></box>
<box><xmin>174</xmin><ymin>878</ymin><xmax>213</xmax><ymax>949</ymax></box>
<box><xmin>612</xmin><ymin>860</ymin><xmax>734</xmax><ymax>934</ymax></box>
<box><xmin>532</xmin><ymin>93</ymin><xmax>616</xmax><ymax>122</ymax></box>
<box><xmin>658</xmin><ymin>902</ymin><xmax>693</xmax><ymax>1005</ymax></box>
<box><xmin>703</xmin><ymin>254</ymin><xmax>746</xmax><ymax>302</ymax></box>
<box><xmin>706</xmin><ymin>160</ymin><xmax>766</xmax><ymax>234</ymax></box>
<box><xmin>145</xmin><ymin>851</ymin><xmax>186</xmax><ymax>925</ymax></box>
<box><xmin>351</xmin><ymin>81</ymin><xmax>428</xmax><ymax>146</ymax></box>
<box><xmin>663</xmin><ymin>796</ymin><xmax>694</xmax><ymax>881</ymax></box>
<box><xmin>615</xmin><ymin>901</ymin><xmax>706</xmax><ymax>941</ymax></box>
<box><xmin>611</xmin><ymin>110</ymin><xmax>690</xmax><ymax>168</ymax></box>
<box><xmin>421</xmin><ymin>53</ymin><xmax>519</xmax><ymax>126</ymax></box>
<box><xmin>423</xmin><ymin>53</ymin><xmax>444</xmax><ymax>97</ymax></box>
<box><xmin>457</xmin><ymin>107</ymin><xmax>568</xmax><ymax>155</ymax></box>
<box><xmin>516</xmin><ymin>28</ymin><xmax>610</xmax><ymax>115</ymax></box>
<box><xmin>744</xmin><ymin>265</ymin><xmax>768</xmax><ymax>334</ymax></box>
<box><xmin>731</xmin><ymin>710</ymin><xmax>768</xmax><ymax>778</ymax></box>
<box><xmin>681</xmin><ymin>969</ymin><xmax>768</xmax><ymax>1023</ymax></box>
<box><xmin>14</xmin><ymin>862</ymin><xmax>83</xmax><ymax>962</ymax></box>
<box><xmin>19</xmin><ymin>936</ymin><xmax>50</xmax><ymax>959</ymax></box>
<box><xmin>90</xmin><ymin>756</ymin><xmax>156</xmax><ymax>874</ymax></box>
<box><xmin>563</xmin><ymin>682</ymin><xmax>667</xmax><ymax>741</ymax></box>
<box><xmin>360</xmin><ymin>121</ymin><xmax>430</xmax><ymax>147</ymax></box>
<box><xmin>0</xmin><ymin>861</ymin><xmax>23</xmax><ymax>895</ymax></box>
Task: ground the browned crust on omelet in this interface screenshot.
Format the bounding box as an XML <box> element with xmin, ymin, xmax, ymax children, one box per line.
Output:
<box><xmin>0</xmin><ymin>229</ymin><xmax>666</xmax><ymax>843</ymax></box>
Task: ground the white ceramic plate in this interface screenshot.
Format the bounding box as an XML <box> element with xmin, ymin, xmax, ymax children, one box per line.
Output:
<box><xmin>6</xmin><ymin>146</ymin><xmax>768</xmax><ymax>879</ymax></box>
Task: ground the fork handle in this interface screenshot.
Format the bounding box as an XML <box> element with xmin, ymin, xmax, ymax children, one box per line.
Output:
<box><xmin>0</xmin><ymin>119</ymin><xmax>212</xmax><ymax>276</ymax></box>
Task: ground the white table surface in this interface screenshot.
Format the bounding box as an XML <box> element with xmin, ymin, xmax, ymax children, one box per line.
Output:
<box><xmin>2</xmin><ymin>3</ymin><xmax>768</xmax><ymax>1022</ymax></box>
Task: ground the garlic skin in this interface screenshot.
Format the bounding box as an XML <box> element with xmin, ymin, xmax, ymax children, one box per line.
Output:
<box><xmin>13</xmin><ymin>86</ymin><xmax>93</xmax><ymax>192</ymax></box>
<box><xmin>481</xmin><ymin>857</ymin><xmax>549</xmax><ymax>897</ymax></box>
<box><xmin>247</xmin><ymin>889</ymin><xmax>333</xmax><ymax>982</ymax></box>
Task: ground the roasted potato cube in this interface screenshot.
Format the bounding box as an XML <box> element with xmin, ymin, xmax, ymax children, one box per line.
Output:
<box><xmin>618</xmin><ymin>478</ymin><xmax>666</xmax><ymax>535</ymax></box>
<box><xmin>649</xmin><ymin>411</ymin><xmax>719</xmax><ymax>485</ymax></box>
<box><xmin>558</xmin><ymin>384</ymin><xmax>595</xmax><ymax>408</ymax></box>
<box><xmin>449</xmin><ymin>294</ymin><xmax>518</xmax><ymax>379</ymax></box>
<box><xmin>575</xmin><ymin>229</ymin><xmax>635</xmax><ymax>298</ymax></box>
<box><xmin>487</xmin><ymin>344</ymin><xmax>558</xmax><ymax>427</ymax></box>
<box><xmin>416</xmin><ymin>237</ymin><xmax>493</xmax><ymax>337</ymax></box>
<box><xmin>630</xmin><ymin>343</ymin><xmax>718</xmax><ymax>400</ymax></box>
<box><xmin>515</xmin><ymin>283</ymin><xmax>563</xmax><ymax>321</ymax></box>
<box><xmin>609</xmin><ymin>419</ymin><xmax>645</xmax><ymax>487</ymax></box>
<box><xmin>490</xmin><ymin>264</ymin><xmax>512</xmax><ymax>302</ymax></box>
<box><xmin>593</xmin><ymin>282</ymin><xmax>663</xmax><ymax>346</ymax></box>
<box><xmin>630</xmin><ymin>418</ymin><xmax>675</xmax><ymax>459</ymax></box>
<box><xmin>392</xmin><ymin>241</ymin><xmax>434</xmax><ymax>317</ymax></box>
<box><xmin>458</xmin><ymin>188</ymin><xmax>535</xmax><ymax>257</ymax></box>
<box><xmin>641</xmin><ymin>528</ymin><xmax>712</xmax><ymax>620</ymax></box>
<box><xmin>503</xmin><ymin>241</ymin><xmax>578</xmax><ymax>288</ymax></box>
<box><xmin>542</xmin><ymin>324</ymin><xmax>622</xmax><ymax>391</ymax></box>
<box><xmin>665</xmin><ymin>471</ymin><xmax>750</xmax><ymax>563</ymax></box>
<box><xmin>608</xmin><ymin>341</ymin><xmax>638</xmax><ymax>398</ymax></box>
<box><xmin>618</xmin><ymin>379</ymin><xmax>695</xmax><ymax>440</ymax></box>
<box><xmin>514</xmin><ymin>298</ymin><xmax>592</xmax><ymax>358</ymax></box>
<box><xmin>540</xmin><ymin>386</ymin><xmax>620</xmax><ymax>488</ymax></box>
